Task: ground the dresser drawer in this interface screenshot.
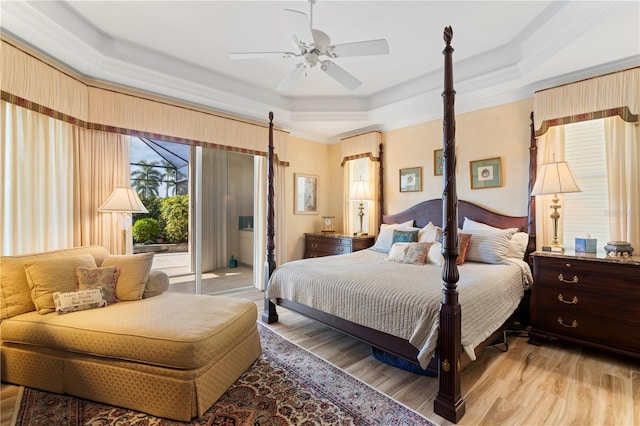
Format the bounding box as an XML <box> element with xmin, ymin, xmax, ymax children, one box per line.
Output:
<box><xmin>535</xmin><ymin>256</ymin><xmax>639</xmax><ymax>296</ymax></box>
<box><xmin>305</xmin><ymin>245</ymin><xmax>352</xmax><ymax>258</ymax></box>
<box><xmin>303</xmin><ymin>233</ymin><xmax>374</xmax><ymax>259</ymax></box>
<box><xmin>533</xmin><ymin>308</ymin><xmax>639</xmax><ymax>353</ymax></box>
<box><xmin>306</xmin><ymin>236</ymin><xmax>352</xmax><ymax>249</ymax></box>
<box><xmin>534</xmin><ymin>286</ymin><xmax>640</xmax><ymax>324</ymax></box>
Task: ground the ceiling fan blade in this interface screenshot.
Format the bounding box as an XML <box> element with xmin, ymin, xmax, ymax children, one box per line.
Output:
<box><xmin>277</xmin><ymin>65</ymin><xmax>306</xmax><ymax>91</ymax></box>
<box><xmin>329</xmin><ymin>39</ymin><xmax>390</xmax><ymax>58</ymax></box>
<box><xmin>284</xmin><ymin>9</ymin><xmax>314</xmax><ymax>46</ymax></box>
<box><xmin>321</xmin><ymin>60</ymin><xmax>361</xmax><ymax>90</ymax></box>
<box><xmin>230</xmin><ymin>51</ymin><xmax>297</xmax><ymax>60</ymax></box>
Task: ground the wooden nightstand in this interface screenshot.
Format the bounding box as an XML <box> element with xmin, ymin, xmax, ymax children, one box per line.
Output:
<box><xmin>304</xmin><ymin>233</ymin><xmax>375</xmax><ymax>259</ymax></box>
<box><xmin>529</xmin><ymin>251</ymin><xmax>640</xmax><ymax>359</ymax></box>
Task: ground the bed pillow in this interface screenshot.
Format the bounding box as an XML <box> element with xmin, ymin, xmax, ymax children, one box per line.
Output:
<box><xmin>463</xmin><ymin>217</ymin><xmax>527</xmax><ymax>260</ymax></box>
<box><xmin>392</xmin><ymin>229</ymin><xmax>418</xmax><ymax>244</ymax></box>
<box><xmin>403</xmin><ymin>242</ymin><xmax>433</xmax><ymax>265</ymax></box>
<box><xmin>76</xmin><ymin>266</ymin><xmax>120</xmax><ymax>305</ymax></box>
<box><xmin>24</xmin><ymin>254</ymin><xmax>98</xmax><ymax>315</ymax></box>
<box><xmin>53</xmin><ymin>288</ymin><xmax>107</xmax><ymax>315</ymax></box>
<box><xmin>426</xmin><ymin>242</ymin><xmax>445</xmax><ymax>266</ymax></box>
<box><xmin>506</xmin><ymin>232</ymin><xmax>530</xmax><ymax>259</ymax></box>
<box><xmin>464</xmin><ymin>228</ymin><xmax>517</xmax><ymax>264</ymax></box>
<box><xmin>101</xmin><ymin>253</ymin><xmax>154</xmax><ymax>301</ymax></box>
<box><xmin>370</xmin><ymin>220</ymin><xmax>414</xmax><ymax>253</ymax></box>
<box><xmin>418</xmin><ymin>222</ymin><xmax>443</xmax><ymax>242</ymax></box>
<box><xmin>386</xmin><ymin>242</ymin><xmax>410</xmax><ymax>262</ymax></box>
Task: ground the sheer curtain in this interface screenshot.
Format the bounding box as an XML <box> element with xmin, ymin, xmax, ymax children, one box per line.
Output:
<box><xmin>604</xmin><ymin>117</ymin><xmax>640</xmax><ymax>250</ymax></box>
<box><xmin>1</xmin><ymin>101</ymin><xmax>76</xmax><ymax>255</ymax></box>
<box><xmin>534</xmin><ymin>125</ymin><xmax>566</xmax><ymax>249</ymax></box>
<box><xmin>75</xmin><ymin>130</ymin><xmax>130</xmax><ymax>253</ymax></box>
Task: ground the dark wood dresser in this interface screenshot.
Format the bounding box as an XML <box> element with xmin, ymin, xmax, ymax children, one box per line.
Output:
<box><xmin>529</xmin><ymin>251</ymin><xmax>640</xmax><ymax>359</ymax></box>
<box><xmin>304</xmin><ymin>233</ymin><xmax>375</xmax><ymax>259</ymax></box>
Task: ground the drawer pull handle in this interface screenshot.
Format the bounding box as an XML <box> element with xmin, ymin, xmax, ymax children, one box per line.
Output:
<box><xmin>557</xmin><ymin>317</ymin><xmax>578</xmax><ymax>328</ymax></box>
<box><xmin>311</xmin><ymin>243</ymin><xmax>318</xmax><ymax>249</ymax></box>
<box><xmin>337</xmin><ymin>247</ymin><xmax>344</xmax><ymax>252</ymax></box>
<box><xmin>557</xmin><ymin>274</ymin><xmax>579</xmax><ymax>284</ymax></box>
<box><xmin>557</xmin><ymin>294</ymin><xmax>578</xmax><ymax>304</ymax></box>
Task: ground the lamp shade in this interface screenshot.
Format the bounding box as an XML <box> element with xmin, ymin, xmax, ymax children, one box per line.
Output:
<box><xmin>98</xmin><ymin>187</ymin><xmax>149</xmax><ymax>213</ymax></box>
<box><xmin>349</xmin><ymin>180</ymin><xmax>371</xmax><ymax>201</ymax></box>
<box><xmin>531</xmin><ymin>162</ymin><xmax>582</xmax><ymax>196</ymax></box>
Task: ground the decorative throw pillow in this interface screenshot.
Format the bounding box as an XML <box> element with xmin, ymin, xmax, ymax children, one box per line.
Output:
<box><xmin>24</xmin><ymin>254</ymin><xmax>97</xmax><ymax>315</ymax></box>
<box><xmin>386</xmin><ymin>242</ymin><xmax>410</xmax><ymax>262</ymax></box>
<box><xmin>435</xmin><ymin>231</ymin><xmax>472</xmax><ymax>265</ymax></box>
<box><xmin>76</xmin><ymin>266</ymin><xmax>120</xmax><ymax>304</ymax></box>
<box><xmin>53</xmin><ymin>288</ymin><xmax>107</xmax><ymax>315</ymax></box>
<box><xmin>392</xmin><ymin>229</ymin><xmax>418</xmax><ymax>244</ymax></box>
<box><xmin>456</xmin><ymin>233</ymin><xmax>472</xmax><ymax>265</ymax></box>
<box><xmin>370</xmin><ymin>220</ymin><xmax>415</xmax><ymax>253</ymax></box>
<box><xmin>101</xmin><ymin>253</ymin><xmax>154</xmax><ymax>301</ymax></box>
<box><xmin>403</xmin><ymin>242</ymin><xmax>433</xmax><ymax>265</ymax></box>
<box><xmin>464</xmin><ymin>228</ymin><xmax>517</xmax><ymax>264</ymax></box>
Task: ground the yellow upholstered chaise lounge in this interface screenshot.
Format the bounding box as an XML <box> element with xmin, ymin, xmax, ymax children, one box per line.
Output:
<box><xmin>0</xmin><ymin>246</ymin><xmax>262</xmax><ymax>421</ymax></box>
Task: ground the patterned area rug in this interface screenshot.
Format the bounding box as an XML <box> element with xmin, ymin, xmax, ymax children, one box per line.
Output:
<box><xmin>13</xmin><ymin>323</ymin><xmax>435</xmax><ymax>425</ymax></box>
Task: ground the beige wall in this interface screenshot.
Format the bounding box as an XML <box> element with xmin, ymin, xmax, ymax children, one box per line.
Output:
<box><xmin>279</xmin><ymin>99</ymin><xmax>535</xmax><ymax>263</ymax></box>
<box><xmin>283</xmin><ymin>136</ymin><xmax>334</xmax><ymax>261</ymax></box>
<box><xmin>383</xmin><ymin>98</ymin><xmax>534</xmax><ymax>217</ymax></box>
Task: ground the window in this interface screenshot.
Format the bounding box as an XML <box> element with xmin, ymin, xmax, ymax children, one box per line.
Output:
<box><xmin>562</xmin><ymin>119</ymin><xmax>609</xmax><ymax>252</ymax></box>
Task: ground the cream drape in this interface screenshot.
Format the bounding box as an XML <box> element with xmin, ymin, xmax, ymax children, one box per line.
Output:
<box><xmin>75</xmin><ymin>130</ymin><xmax>130</xmax><ymax>254</ymax></box>
<box><xmin>1</xmin><ymin>101</ymin><xmax>76</xmax><ymax>255</ymax></box>
<box><xmin>534</xmin><ymin>126</ymin><xmax>566</xmax><ymax>250</ymax></box>
<box><xmin>604</xmin><ymin>117</ymin><xmax>640</xmax><ymax>251</ymax></box>
<box><xmin>534</xmin><ymin>68</ymin><xmax>639</xmax><ymax>136</ymax></box>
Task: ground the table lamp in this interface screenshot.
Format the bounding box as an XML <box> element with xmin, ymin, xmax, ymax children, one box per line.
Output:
<box><xmin>349</xmin><ymin>179</ymin><xmax>371</xmax><ymax>236</ymax></box>
<box><xmin>531</xmin><ymin>161</ymin><xmax>581</xmax><ymax>252</ymax></box>
<box><xmin>98</xmin><ymin>187</ymin><xmax>149</xmax><ymax>254</ymax></box>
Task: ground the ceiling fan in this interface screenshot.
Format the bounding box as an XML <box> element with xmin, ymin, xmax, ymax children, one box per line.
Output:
<box><xmin>230</xmin><ymin>0</ymin><xmax>389</xmax><ymax>91</ymax></box>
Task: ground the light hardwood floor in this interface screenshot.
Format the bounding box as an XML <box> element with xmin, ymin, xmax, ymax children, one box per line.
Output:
<box><xmin>3</xmin><ymin>287</ymin><xmax>639</xmax><ymax>425</ymax></box>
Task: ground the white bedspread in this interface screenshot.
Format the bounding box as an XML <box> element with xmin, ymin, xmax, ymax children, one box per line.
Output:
<box><xmin>266</xmin><ymin>249</ymin><xmax>532</xmax><ymax>368</ymax></box>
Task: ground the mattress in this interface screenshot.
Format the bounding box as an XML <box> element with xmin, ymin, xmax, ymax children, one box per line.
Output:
<box><xmin>0</xmin><ymin>293</ymin><xmax>257</xmax><ymax>369</ymax></box>
<box><xmin>266</xmin><ymin>249</ymin><xmax>532</xmax><ymax>368</ymax></box>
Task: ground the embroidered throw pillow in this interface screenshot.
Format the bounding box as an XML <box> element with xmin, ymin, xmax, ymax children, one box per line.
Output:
<box><xmin>403</xmin><ymin>242</ymin><xmax>433</xmax><ymax>265</ymax></box>
<box><xmin>76</xmin><ymin>266</ymin><xmax>120</xmax><ymax>304</ymax></box>
<box><xmin>392</xmin><ymin>229</ymin><xmax>419</xmax><ymax>244</ymax></box>
<box><xmin>53</xmin><ymin>288</ymin><xmax>107</xmax><ymax>315</ymax></box>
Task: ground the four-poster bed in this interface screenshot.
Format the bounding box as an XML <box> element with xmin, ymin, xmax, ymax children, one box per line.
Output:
<box><xmin>262</xmin><ymin>27</ymin><xmax>537</xmax><ymax>424</ymax></box>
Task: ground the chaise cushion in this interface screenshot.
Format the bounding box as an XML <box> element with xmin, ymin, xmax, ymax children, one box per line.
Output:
<box><xmin>24</xmin><ymin>254</ymin><xmax>97</xmax><ymax>314</ymax></box>
<box><xmin>0</xmin><ymin>293</ymin><xmax>258</xmax><ymax>370</ymax></box>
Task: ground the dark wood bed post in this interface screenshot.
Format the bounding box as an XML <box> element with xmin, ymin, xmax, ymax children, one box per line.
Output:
<box><xmin>262</xmin><ymin>111</ymin><xmax>278</xmax><ymax>324</ymax></box>
<box><xmin>378</xmin><ymin>142</ymin><xmax>384</xmax><ymax>230</ymax></box>
<box><xmin>434</xmin><ymin>26</ymin><xmax>466</xmax><ymax>423</ymax></box>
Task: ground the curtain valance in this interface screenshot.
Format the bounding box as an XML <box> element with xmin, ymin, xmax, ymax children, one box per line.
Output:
<box><xmin>340</xmin><ymin>131</ymin><xmax>381</xmax><ymax>166</ymax></box>
<box><xmin>1</xmin><ymin>39</ymin><xmax>289</xmax><ymax>164</ymax></box>
<box><xmin>534</xmin><ymin>67</ymin><xmax>639</xmax><ymax>137</ymax></box>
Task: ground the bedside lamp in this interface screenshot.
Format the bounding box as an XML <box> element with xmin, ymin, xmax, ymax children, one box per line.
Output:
<box><xmin>98</xmin><ymin>187</ymin><xmax>149</xmax><ymax>254</ymax></box>
<box><xmin>531</xmin><ymin>161</ymin><xmax>581</xmax><ymax>252</ymax></box>
<box><xmin>349</xmin><ymin>179</ymin><xmax>371</xmax><ymax>236</ymax></box>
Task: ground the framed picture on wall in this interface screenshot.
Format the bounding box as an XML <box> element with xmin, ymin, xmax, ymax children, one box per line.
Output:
<box><xmin>294</xmin><ymin>173</ymin><xmax>318</xmax><ymax>214</ymax></box>
<box><xmin>434</xmin><ymin>149</ymin><xmax>444</xmax><ymax>176</ymax></box>
<box><xmin>399</xmin><ymin>167</ymin><xmax>422</xmax><ymax>192</ymax></box>
<box><xmin>470</xmin><ymin>157</ymin><xmax>502</xmax><ymax>189</ymax></box>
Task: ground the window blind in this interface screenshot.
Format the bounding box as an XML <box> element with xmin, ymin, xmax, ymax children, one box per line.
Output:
<box><xmin>563</xmin><ymin>119</ymin><xmax>610</xmax><ymax>252</ymax></box>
